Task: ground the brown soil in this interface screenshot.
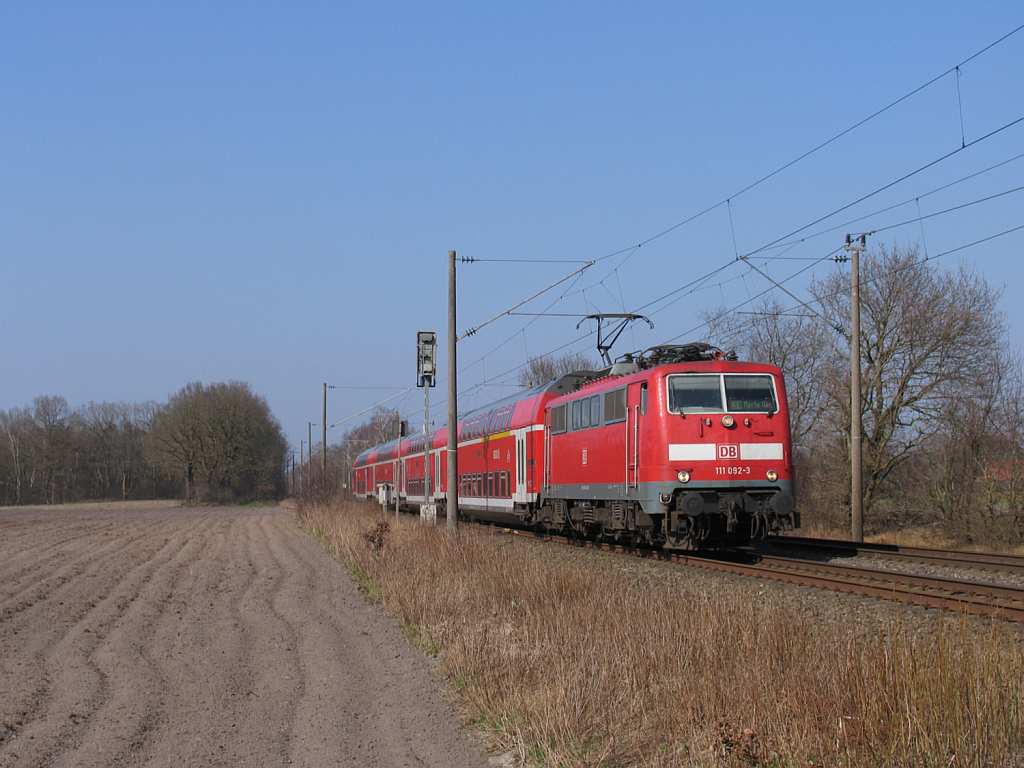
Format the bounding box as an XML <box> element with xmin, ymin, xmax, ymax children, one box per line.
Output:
<box><xmin>0</xmin><ymin>502</ymin><xmax>489</xmax><ymax>768</ymax></box>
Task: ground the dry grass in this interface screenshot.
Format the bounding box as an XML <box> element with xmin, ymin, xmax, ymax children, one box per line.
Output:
<box><xmin>301</xmin><ymin>501</ymin><xmax>1024</xmax><ymax>767</ymax></box>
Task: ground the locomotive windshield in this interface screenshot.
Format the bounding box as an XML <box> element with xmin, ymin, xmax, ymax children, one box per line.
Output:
<box><xmin>668</xmin><ymin>373</ymin><xmax>777</xmax><ymax>414</ymax></box>
<box><xmin>667</xmin><ymin>375</ymin><xmax>722</xmax><ymax>413</ymax></box>
<box><xmin>724</xmin><ymin>375</ymin><xmax>777</xmax><ymax>412</ymax></box>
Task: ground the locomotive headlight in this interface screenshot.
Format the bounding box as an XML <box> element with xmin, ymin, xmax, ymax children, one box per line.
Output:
<box><xmin>766</xmin><ymin>470</ymin><xmax>778</xmax><ymax>482</ymax></box>
<box><xmin>721</xmin><ymin>414</ymin><xmax>735</xmax><ymax>428</ymax></box>
<box><xmin>677</xmin><ymin>470</ymin><xmax>691</xmax><ymax>483</ymax></box>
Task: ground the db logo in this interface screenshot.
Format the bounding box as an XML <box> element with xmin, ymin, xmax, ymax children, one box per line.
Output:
<box><xmin>718</xmin><ymin>444</ymin><xmax>739</xmax><ymax>460</ymax></box>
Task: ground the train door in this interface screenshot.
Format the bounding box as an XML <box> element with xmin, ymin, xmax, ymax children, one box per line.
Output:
<box><xmin>626</xmin><ymin>382</ymin><xmax>646</xmax><ymax>492</ymax></box>
<box><xmin>513</xmin><ymin>427</ymin><xmax>528</xmax><ymax>502</ymax></box>
<box><xmin>434</xmin><ymin>449</ymin><xmax>441</xmax><ymax>500</ymax></box>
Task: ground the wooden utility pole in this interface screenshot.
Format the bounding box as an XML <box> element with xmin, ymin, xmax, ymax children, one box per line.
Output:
<box><xmin>299</xmin><ymin>440</ymin><xmax>305</xmax><ymax>494</ymax></box>
<box><xmin>845</xmin><ymin>234</ymin><xmax>867</xmax><ymax>542</ymax></box>
<box><xmin>307</xmin><ymin>421</ymin><xmax>314</xmax><ymax>490</ymax></box>
<box><xmin>322</xmin><ymin>383</ymin><xmax>328</xmax><ymax>482</ymax></box>
<box><xmin>447</xmin><ymin>249</ymin><xmax>459</xmax><ymax>530</ymax></box>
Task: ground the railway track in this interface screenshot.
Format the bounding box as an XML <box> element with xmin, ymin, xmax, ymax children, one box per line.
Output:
<box><xmin>765</xmin><ymin>535</ymin><xmax>1024</xmax><ymax>574</ymax></box>
<box><xmin>484</xmin><ymin>525</ymin><xmax>1024</xmax><ymax>623</ymax></box>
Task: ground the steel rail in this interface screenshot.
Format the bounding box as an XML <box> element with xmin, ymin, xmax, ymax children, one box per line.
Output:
<box><xmin>479</xmin><ymin>525</ymin><xmax>1024</xmax><ymax>623</ymax></box>
<box><xmin>766</xmin><ymin>535</ymin><xmax>1024</xmax><ymax>574</ymax></box>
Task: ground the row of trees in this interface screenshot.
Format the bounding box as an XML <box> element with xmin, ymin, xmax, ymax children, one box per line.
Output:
<box><xmin>0</xmin><ymin>382</ymin><xmax>287</xmax><ymax>506</ymax></box>
<box><xmin>711</xmin><ymin>244</ymin><xmax>1023</xmax><ymax>543</ymax></box>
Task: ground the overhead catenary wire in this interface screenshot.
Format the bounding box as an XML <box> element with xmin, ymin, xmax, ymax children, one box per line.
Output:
<box><xmin>455</xmin><ymin>26</ymin><xmax>1024</xmax><ymax>367</ymax></box>
<box><xmin>623</xmin><ymin>111</ymin><xmax>1024</xmax><ymax>329</ymax></box>
<box><xmin>459</xmin><ymin>260</ymin><xmax>595</xmax><ymax>340</ymax></box>
<box><xmin>327</xmin><ymin>384</ymin><xmax>410</xmax><ymax>390</ymax></box>
<box><xmin>600</xmin><ymin>138</ymin><xmax>1024</xmax><ymax>324</ymax></box>
<box><xmin>337</xmin><ymin>26</ymin><xmax>1024</xmax><ymax>434</ymax></box>
<box><xmin>736</xmin><ymin>221</ymin><xmax>1024</xmax><ymax>324</ymax></box>
<box><xmin>653</xmin><ymin>252</ymin><xmax>841</xmax><ymax>348</ymax></box>
<box><xmin>377</xmin><ymin>164</ymin><xmax>1024</xmax><ymax>431</ymax></box>
<box><xmin>568</xmin><ymin>22</ymin><xmax>1024</xmax><ymax>278</ymax></box>
<box><xmin>741</xmin><ymin>113</ymin><xmax>1024</xmax><ymax>258</ymax></box>
<box><xmin>327</xmin><ymin>386</ymin><xmax>416</xmax><ymax>431</ymax></box>
<box><xmin>739</xmin><ymin>183</ymin><xmax>1024</xmax><ymax>317</ymax></box>
<box><xmin>459</xmin><ymin>256</ymin><xmax>594</xmax><ymax>264</ymax></box>
<box><xmin>390</xmin><ymin>219</ymin><xmax>1024</xmax><ymax>430</ymax></box>
<box><xmin>755</xmin><ymin>149</ymin><xmax>1024</xmax><ymax>256</ymax></box>
<box><xmin>854</xmin><ymin>183</ymin><xmax>1024</xmax><ymax>238</ymax></box>
<box><xmin>420</xmin><ymin>184</ymin><xmax>1024</xmax><ymax>426</ymax></box>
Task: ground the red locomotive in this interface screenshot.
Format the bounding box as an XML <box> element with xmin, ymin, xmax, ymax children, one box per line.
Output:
<box><xmin>352</xmin><ymin>343</ymin><xmax>798</xmax><ymax>549</ymax></box>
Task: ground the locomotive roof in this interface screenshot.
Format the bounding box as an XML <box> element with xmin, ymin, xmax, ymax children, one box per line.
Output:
<box><xmin>548</xmin><ymin>358</ymin><xmax>783</xmax><ymax>401</ymax></box>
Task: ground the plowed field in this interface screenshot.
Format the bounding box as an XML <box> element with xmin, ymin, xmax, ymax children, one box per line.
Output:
<box><xmin>0</xmin><ymin>502</ymin><xmax>487</xmax><ymax>768</ymax></box>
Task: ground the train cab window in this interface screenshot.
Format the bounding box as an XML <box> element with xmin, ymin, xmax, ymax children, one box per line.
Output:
<box><xmin>724</xmin><ymin>375</ymin><xmax>777</xmax><ymax>413</ymax></box>
<box><xmin>571</xmin><ymin>400</ymin><xmax>581</xmax><ymax>430</ymax></box>
<box><xmin>640</xmin><ymin>383</ymin><xmax>647</xmax><ymax>415</ymax></box>
<box><xmin>550</xmin><ymin>404</ymin><xmax>567</xmax><ymax>434</ymax></box>
<box><xmin>668</xmin><ymin>374</ymin><xmax>724</xmax><ymax>413</ymax></box>
<box><xmin>604</xmin><ymin>389</ymin><xmax>626</xmax><ymax>423</ymax></box>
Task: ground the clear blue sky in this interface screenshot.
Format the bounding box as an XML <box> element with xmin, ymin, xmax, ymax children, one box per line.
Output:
<box><xmin>2</xmin><ymin>3</ymin><xmax>1022</xmax><ymax>452</ymax></box>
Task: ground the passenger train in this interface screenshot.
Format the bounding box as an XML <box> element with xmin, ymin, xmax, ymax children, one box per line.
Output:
<box><xmin>352</xmin><ymin>343</ymin><xmax>797</xmax><ymax>549</ymax></box>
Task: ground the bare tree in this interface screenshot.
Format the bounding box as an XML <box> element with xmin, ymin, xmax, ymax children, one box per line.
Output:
<box><xmin>813</xmin><ymin>244</ymin><xmax>1004</xmax><ymax>517</ymax></box>
<box><xmin>32</xmin><ymin>396</ymin><xmax>71</xmax><ymax>504</ymax></box>
<box><xmin>518</xmin><ymin>352</ymin><xmax>598</xmax><ymax>388</ymax></box>
<box><xmin>0</xmin><ymin>407</ymin><xmax>32</xmax><ymax>505</ymax></box>
<box><xmin>922</xmin><ymin>353</ymin><xmax>1024</xmax><ymax>541</ymax></box>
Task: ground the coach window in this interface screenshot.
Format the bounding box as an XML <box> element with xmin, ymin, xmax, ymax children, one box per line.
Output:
<box><xmin>604</xmin><ymin>389</ymin><xmax>626</xmax><ymax>423</ymax></box>
<box><xmin>724</xmin><ymin>375</ymin><xmax>777</xmax><ymax>413</ymax></box>
<box><xmin>550</xmin><ymin>404</ymin><xmax>567</xmax><ymax>434</ymax></box>
<box><xmin>667</xmin><ymin>374</ymin><xmax>724</xmax><ymax>413</ymax></box>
